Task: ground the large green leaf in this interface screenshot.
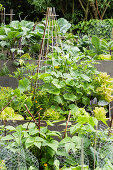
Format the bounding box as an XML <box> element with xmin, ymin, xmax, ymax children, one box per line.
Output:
<box><xmin>0</xmin><ymin>27</ymin><xmax>5</xmax><ymax>35</ymax></box>
<box><xmin>63</xmin><ymin>73</ymin><xmax>73</xmax><ymax>79</ymax></box>
<box><xmin>18</xmin><ymin>78</ymin><xmax>30</xmax><ymax>93</ymax></box>
<box><xmin>42</xmin><ymin>84</ymin><xmax>60</xmax><ymax>95</ymax></box>
<box><xmin>82</xmin><ymin>96</ymin><xmax>90</xmax><ymax>105</ymax></box>
<box><xmin>20</xmin><ymin>20</ymin><xmax>34</xmax><ymax>29</ymax></box>
<box><xmin>23</xmin><ymin>122</ymin><xmax>36</xmax><ymax>129</ymax></box>
<box><xmin>70</xmin><ymin>123</ymin><xmax>81</xmax><ymax>135</ymax></box>
<box><xmin>60</xmin><ymin>137</ymin><xmax>72</xmax><ymax>144</ymax></box>
<box><xmin>0</xmin><ymin>41</ymin><xmax>9</xmax><ymax>47</ymax></box>
<box><xmin>4</xmin><ymin>28</ymin><xmax>11</xmax><ymax>35</ymax></box>
<box><xmin>63</xmin><ymin>93</ymin><xmax>77</xmax><ymax>101</ymax></box>
<box><xmin>10</xmin><ymin>21</ymin><xmax>20</xmax><ymax>29</ymax></box>
<box><xmin>35</xmin><ymin>137</ymin><xmax>45</xmax><ymax>142</ymax></box>
<box><xmin>91</xmin><ymin>36</ymin><xmax>100</xmax><ymax>53</ymax></box>
<box><xmin>54</xmin><ymin>95</ymin><xmax>64</xmax><ymax>104</ymax></box>
<box><xmin>46</xmin><ymin>131</ymin><xmax>61</xmax><ymax>138</ymax></box>
<box><xmin>54</xmin><ymin>160</ymin><xmax>60</xmax><ymax>170</ymax></box>
<box><xmin>21</xmin><ymin>27</ymin><xmax>30</xmax><ymax>36</ymax></box>
<box><xmin>81</xmin><ymin>74</ymin><xmax>90</xmax><ymax>82</ymax></box>
<box><xmin>26</xmin><ymin>136</ymin><xmax>35</xmax><ymax>143</ymax></box>
<box><xmin>58</xmin><ymin>18</ymin><xmax>71</xmax><ymax>33</ymax></box>
<box><xmin>52</xmin><ymin>79</ymin><xmax>65</xmax><ymax>88</ymax></box>
<box><xmin>34</xmin><ymin>142</ymin><xmax>41</xmax><ymax>149</ymax></box>
<box><xmin>42</xmin><ymin>140</ymin><xmax>58</xmax><ymax>152</ymax></box>
<box><xmin>69</xmin><ymin>104</ymin><xmax>79</xmax><ymax>113</ymax></box>
<box><xmin>0</xmin><ymin>35</ymin><xmax>7</xmax><ymax>40</ymax></box>
<box><xmin>1</xmin><ymin>135</ymin><xmax>14</xmax><ymax>140</ymax></box>
<box><xmin>5</xmin><ymin>126</ymin><xmax>16</xmax><ymax>131</ymax></box>
<box><xmin>101</xmin><ymin>39</ymin><xmax>108</xmax><ymax>49</ymax></box>
<box><xmin>8</xmin><ymin>31</ymin><xmax>20</xmax><ymax>39</ymax></box>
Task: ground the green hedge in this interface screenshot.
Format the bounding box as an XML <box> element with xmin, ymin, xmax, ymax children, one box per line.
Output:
<box><xmin>73</xmin><ymin>19</ymin><xmax>113</xmax><ymax>40</ymax></box>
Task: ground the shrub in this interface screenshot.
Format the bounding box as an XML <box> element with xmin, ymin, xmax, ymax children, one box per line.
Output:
<box><xmin>73</xmin><ymin>19</ymin><xmax>113</xmax><ymax>40</ymax></box>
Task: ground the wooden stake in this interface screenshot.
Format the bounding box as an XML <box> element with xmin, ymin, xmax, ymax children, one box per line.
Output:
<box><xmin>64</xmin><ymin>110</ymin><xmax>71</xmax><ymax>138</ymax></box>
<box><xmin>24</xmin><ymin>104</ymin><xmax>39</xmax><ymax>128</ymax></box>
<box><xmin>0</xmin><ymin>96</ymin><xmax>16</xmax><ymax>113</ymax></box>
<box><xmin>10</xmin><ymin>9</ymin><xmax>13</xmax><ymax>22</ymax></box>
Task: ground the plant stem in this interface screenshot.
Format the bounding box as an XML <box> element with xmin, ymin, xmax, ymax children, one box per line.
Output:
<box><xmin>38</xmin><ymin>113</ymin><xmax>40</xmax><ymax>137</ymax></box>
<box><xmin>64</xmin><ymin>110</ymin><xmax>71</xmax><ymax>138</ymax></box>
<box><xmin>0</xmin><ymin>96</ymin><xmax>16</xmax><ymax>113</ymax></box>
<box><xmin>101</xmin><ymin>1</ymin><xmax>110</xmax><ymax>19</ymax></box>
<box><xmin>24</xmin><ymin>104</ymin><xmax>39</xmax><ymax>128</ymax></box>
<box><xmin>26</xmin><ymin>110</ymin><xmax>39</xmax><ymax>129</ymax></box>
<box><xmin>81</xmin><ymin>138</ymin><xmax>84</xmax><ymax>170</ymax></box>
<box><xmin>94</xmin><ymin>124</ymin><xmax>98</xmax><ymax>169</ymax></box>
<box><xmin>108</xmin><ymin>106</ymin><xmax>113</xmax><ymax>136</ymax></box>
<box><xmin>96</xmin><ymin>0</ymin><xmax>102</xmax><ymax>20</ymax></box>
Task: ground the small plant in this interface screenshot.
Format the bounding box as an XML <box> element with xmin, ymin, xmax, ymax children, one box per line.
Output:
<box><xmin>95</xmin><ymin>72</ymin><xmax>113</xmax><ymax>102</ymax></box>
<box><xmin>0</xmin><ymin>107</ymin><xmax>24</xmax><ymax>120</ymax></box>
<box><xmin>0</xmin><ymin>87</ymin><xmax>13</xmax><ymax>110</ymax></box>
<box><xmin>93</xmin><ymin>107</ymin><xmax>107</xmax><ymax>124</ymax></box>
<box><xmin>0</xmin><ymin>63</ymin><xmax>10</xmax><ymax>76</ymax></box>
<box><xmin>43</xmin><ymin>108</ymin><xmax>60</xmax><ymax>120</ymax></box>
<box><xmin>0</xmin><ymin>159</ymin><xmax>6</xmax><ymax>170</ymax></box>
<box><xmin>1</xmin><ymin>122</ymin><xmax>61</xmax><ymax>170</ymax></box>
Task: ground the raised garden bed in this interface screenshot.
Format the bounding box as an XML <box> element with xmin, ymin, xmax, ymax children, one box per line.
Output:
<box><xmin>1</xmin><ymin>60</ymin><xmax>113</xmax><ymax>88</ymax></box>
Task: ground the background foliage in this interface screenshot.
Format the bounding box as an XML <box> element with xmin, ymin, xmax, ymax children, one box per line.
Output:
<box><xmin>0</xmin><ymin>0</ymin><xmax>113</xmax><ymax>24</ymax></box>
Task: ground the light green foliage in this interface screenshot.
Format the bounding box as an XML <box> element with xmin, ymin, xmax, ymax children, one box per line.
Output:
<box><xmin>99</xmin><ymin>54</ymin><xmax>111</xmax><ymax>60</ymax></box>
<box><xmin>0</xmin><ymin>85</ymin><xmax>33</xmax><ymax>116</ymax></box>
<box><xmin>95</xmin><ymin>72</ymin><xmax>113</xmax><ymax>102</ymax></box>
<box><xmin>0</xmin><ymin>107</ymin><xmax>24</xmax><ymax>120</ymax></box>
<box><xmin>0</xmin><ymin>87</ymin><xmax>13</xmax><ymax>110</ymax></box>
<box><xmin>18</xmin><ymin>78</ymin><xmax>30</xmax><ymax>93</ymax></box>
<box><xmin>20</xmin><ymin>53</ymin><xmax>32</xmax><ymax>60</ymax></box>
<box><xmin>93</xmin><ymin>107</ymin><xmax>107</xmax><ymax>124</ymax></box>
<box><xmin>70</xmin><ymin>108</ymin><xmax>98</xmax><ymax>135</ymax></box>
<box><xmin>0</xmin><ymin>159</ymin><xmax>6</xmax><ymax>170</ymax></box>
<box><xmin>43</xmin><ymin>108</ymin><xmax>60</xmax><ymax>120</ymax></box>
<box><xmin>0</xmin><ymin>3</ymin><xmax>4</xmax><ymax>11</ymax></box>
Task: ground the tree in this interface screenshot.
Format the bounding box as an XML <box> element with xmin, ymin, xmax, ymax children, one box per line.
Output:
<box><xmin>78</xmin><ymin>0</ymin><xmax>113</xmax><ymax>21</ymax></box>
<box><xmin>27</xmin><ymin>0</ymin><xmax>52</xmax><ymax>12</ymax></box>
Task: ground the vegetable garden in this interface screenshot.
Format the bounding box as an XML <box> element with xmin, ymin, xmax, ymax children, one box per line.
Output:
<box><xmin>0</xmin><ymin>6</ymin><xmax>113</xmax><ymax>170</ymax></box>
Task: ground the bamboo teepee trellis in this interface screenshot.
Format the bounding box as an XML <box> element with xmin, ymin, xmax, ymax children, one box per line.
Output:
<box><xmin>37</xmin><ymin>7</ymin><xmax>63</xmax><ymax>74</ymax></box>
